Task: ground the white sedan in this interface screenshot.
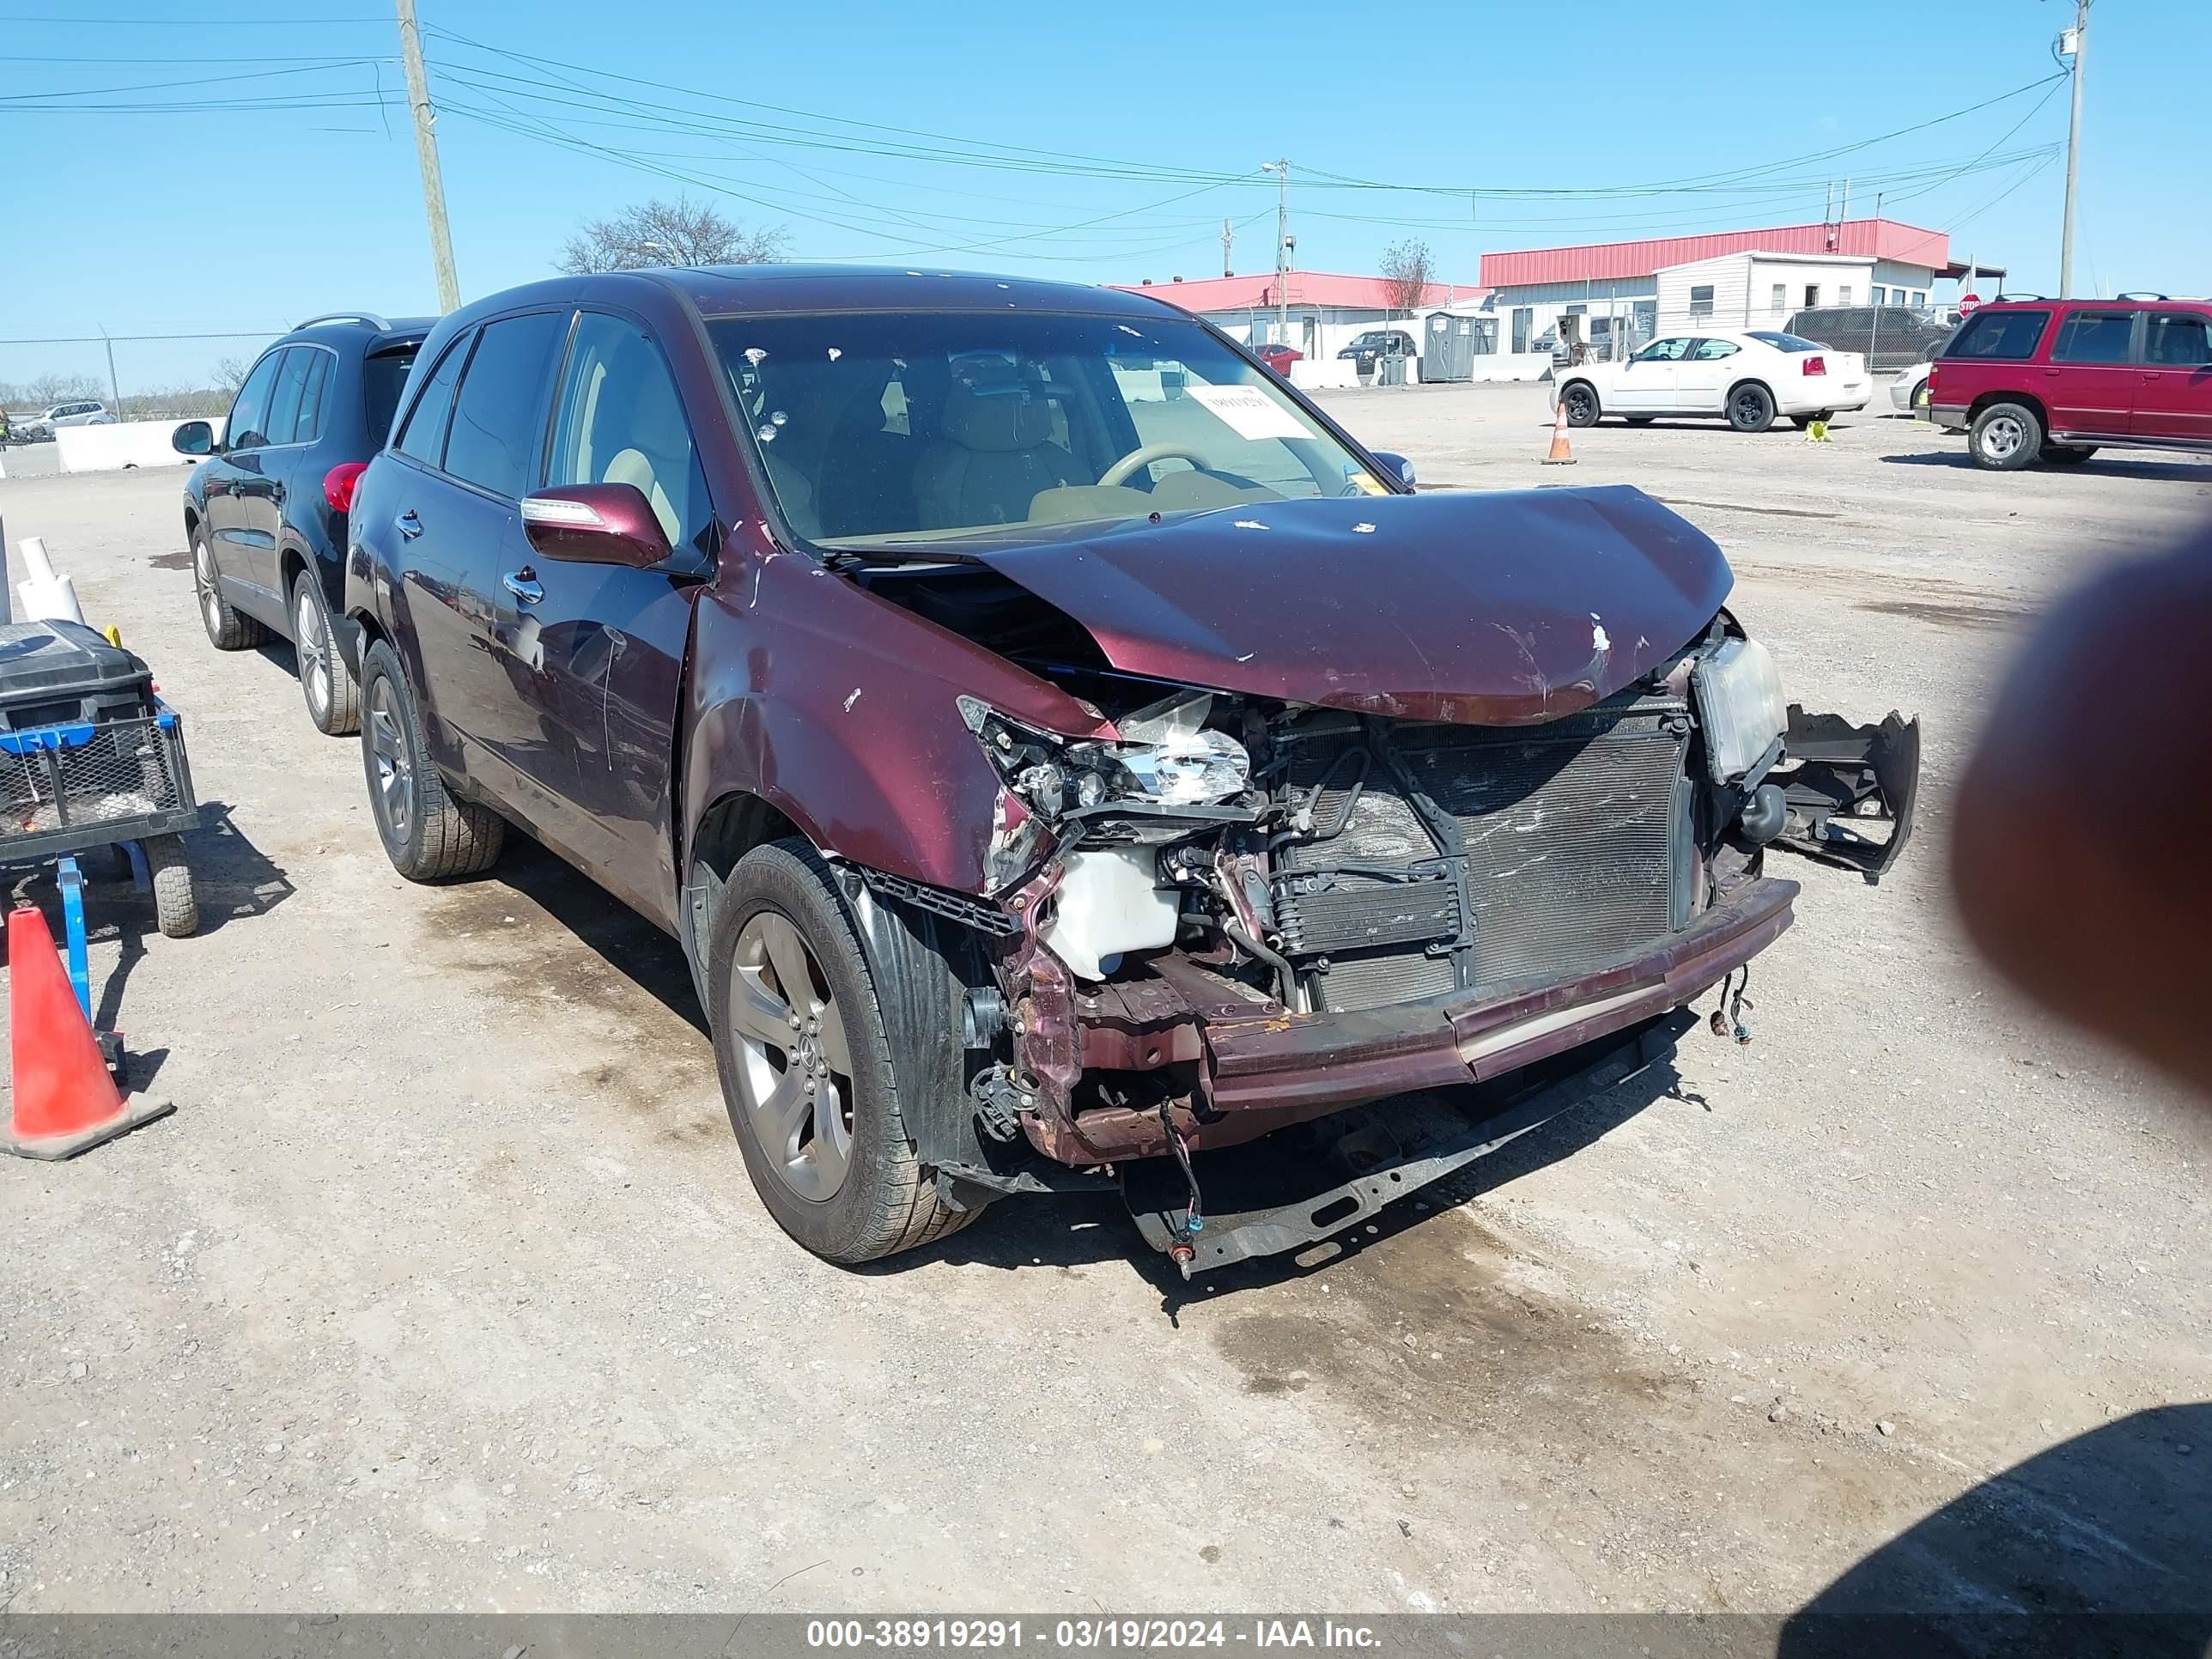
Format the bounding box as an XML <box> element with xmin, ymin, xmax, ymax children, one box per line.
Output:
<box><xmin>1554</xmin><ymin>331</ymin><xmax>1869</xmax><ymax>434</ymax></box>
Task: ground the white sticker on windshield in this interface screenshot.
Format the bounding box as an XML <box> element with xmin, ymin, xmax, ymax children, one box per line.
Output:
<box><xmin>1183</xmin><ymin>383</ymin><xmax>1310</xmax><ymax>442</ymax></box>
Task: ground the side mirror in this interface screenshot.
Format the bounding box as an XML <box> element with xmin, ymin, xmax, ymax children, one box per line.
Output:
<box><xmin>1371</xmin><ymin>451</ymin><xmax>1416</xmax><ymax>489</ymax></box>
<box><xmin>520</xmin><ymin>483</ymin><xmax>673</xmax><ymax>568</ymax></box>
<box><xmin>172</xmin><ymin>420</ymin><xmax>215</xmax><ymax>456</ymax></box>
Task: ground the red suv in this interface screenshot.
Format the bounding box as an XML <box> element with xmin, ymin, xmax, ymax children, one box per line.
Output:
<box><xmin>1930</xmin><ymin>297</ymin><xmax>2212</xmax><ymax>470</ymax></box>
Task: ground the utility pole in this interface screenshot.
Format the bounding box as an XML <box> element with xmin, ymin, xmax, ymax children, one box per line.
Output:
<box><xmin>395</xmin><ymin>0</ymin><xmax>461</xmax><ymax>313</ymax></box>
<box><xmin>1221</xmin><ymin>218</ymin><xmax>1233</xmax><ymax>279</ymax></box>
<box><xmin>1262</xmin><ymin>159</ymin><xmax>1289</xmax><ymax>349</ymax></box>
<box><xmin>2059</xmin><ymin>0</ymin><xmax>2089</xmax><ymax>297</ymax></box>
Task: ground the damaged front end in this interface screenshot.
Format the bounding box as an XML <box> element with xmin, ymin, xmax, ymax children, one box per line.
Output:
<box><xmin>875</xmin><ymin>621</ymin><xmax>1916</xmax><ymax>1272</ymax></box>
<box><xmin>812</xmin><ymin>489</ymin><xmax>1918</xmax><ymax>1272</ymax></box>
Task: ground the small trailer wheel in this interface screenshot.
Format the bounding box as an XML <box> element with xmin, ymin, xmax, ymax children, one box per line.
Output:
<box><xmin>141</xmin><ymin>834</ymin><xmax>198</xmax><ymax>939</ymax></box>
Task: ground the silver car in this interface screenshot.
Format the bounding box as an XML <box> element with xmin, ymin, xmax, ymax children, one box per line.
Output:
<box><xmin>40</xmin><ymin>399</ymin><xmax>113</xmax><ymax>431</ymax></box>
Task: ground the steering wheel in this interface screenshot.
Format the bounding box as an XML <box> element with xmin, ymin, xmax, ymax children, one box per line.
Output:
<box><xmin>1098</xmin><ymin>442</ymin><xmax>1214</xmax><ymax>489</ymax></box>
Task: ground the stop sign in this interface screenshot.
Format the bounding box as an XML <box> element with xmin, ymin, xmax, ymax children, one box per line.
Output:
<box><xmin>1959</xmin><ymin>293</ymin><xmax>1983</xmax><ymax>315</ymax></box>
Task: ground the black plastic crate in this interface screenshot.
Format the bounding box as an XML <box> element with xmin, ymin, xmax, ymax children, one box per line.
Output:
<box><xmin>0</xmin><ymin>620</ymin><xmax>155</xmax><ymax>732</ymax></box>
<box><xmin>0</xmin><ymin>706</ymin><xmax>201</xmax><ymax>863</ymax></box>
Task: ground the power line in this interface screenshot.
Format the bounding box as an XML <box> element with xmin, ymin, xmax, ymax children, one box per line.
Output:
<box><xmin>0</xmin><ymin>59</ymin><xmax>388</xmax><ymax>102</ymax></box>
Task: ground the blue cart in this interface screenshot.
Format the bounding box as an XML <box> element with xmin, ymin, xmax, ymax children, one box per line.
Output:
<box><xmin>0</xmin><ymin>623</ymin><xmax>203</xmax><ymax>1023</ymax></box>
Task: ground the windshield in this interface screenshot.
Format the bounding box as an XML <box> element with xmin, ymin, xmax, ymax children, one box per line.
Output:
<box><xmin>706</xmin><ymin>310</ymin><xmax>1387</xmax><ymax>549</ymax></box>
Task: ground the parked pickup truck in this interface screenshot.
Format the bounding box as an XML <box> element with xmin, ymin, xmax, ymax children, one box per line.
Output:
<box><xmin>343</xmin><ymin>267</ymin><xmax>1920</xmax><ymax>1272</ymax></box>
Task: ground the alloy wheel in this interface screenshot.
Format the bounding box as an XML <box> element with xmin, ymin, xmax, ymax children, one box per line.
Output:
<box><xmin>1981</xmin><ymin>415</ymin><xmax>2024</xmax><ymax>461</ymax></box>
<box><xmin>295</xmin><ymin>586</ymin><xmax>329</xmax><ymax>720</ymax></box>
<box><xmin>365</xmin><ymin>678</ymin><xmax>413</xmax><ymax>843</ymax></box>
<box><xmin>195</xmin><ymin>544</ymin><xmax>222</xmax><ymax>635</ymax></box>
<box><xmin>726</xmin><ymin>910</ymin><xmax>855</xmax><ymax>1202</ymax></box>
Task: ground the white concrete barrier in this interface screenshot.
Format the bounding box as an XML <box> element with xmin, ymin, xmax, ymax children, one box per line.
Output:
<box><xmin>55</xmin><ymin>417</ymin><xmax>226</xmax><ymax>473</ymax></box>
<box><xmin>1289</xmin><ymin>360</ymin><xmax>1361</xmax><ymax>391</ymax></box>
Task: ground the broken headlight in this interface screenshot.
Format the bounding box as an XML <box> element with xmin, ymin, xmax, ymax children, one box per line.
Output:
<box><xmin>959</xmin><ymin>691</ymin><xmax>1252</xmax><ymax>824</ymax></box>
<box><xmin>1692</xmin><ymin>635</ymin><xmax>1787</xmax><ymax>781</ymax></box>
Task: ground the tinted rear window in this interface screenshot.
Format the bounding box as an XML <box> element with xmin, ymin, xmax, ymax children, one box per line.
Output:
<box><xmin>1747</xmin><ymin>331</ymin><xmax>1823</xmax><ymax>352</ymax></box>
<box><xmin>1946</xmin><ymin>309</ymin><xmax>2050</xmax><ymax>362</ymax></box>
<box><xmin>442</xmin><ymin>310</ymin><xmax>568</xmax><ymax>499</ymax></box>
<box><xmin>363</xmin><ymin>346</ymin><xmax>419</xmax><ymax>444</ymax></box>
<box><xmin>2052</xmin><ymin>311</ymin><xmax>2136</xmax><ymax>364</ymax></box>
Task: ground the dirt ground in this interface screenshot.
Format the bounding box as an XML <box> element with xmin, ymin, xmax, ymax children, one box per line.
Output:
<box><xmin>1</xmin><ymin>385</ymin><xmax>2207</xmax><ymax>1618</ymax></box>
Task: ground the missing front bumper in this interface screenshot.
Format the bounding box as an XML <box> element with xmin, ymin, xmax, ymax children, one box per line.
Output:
<box><xmin>1126</xmin><ymin>1010</ymin><xmax>1698</xmax><ymax>1274</ymax></box>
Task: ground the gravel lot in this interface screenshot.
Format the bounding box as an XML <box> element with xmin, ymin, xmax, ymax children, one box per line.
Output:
<box><xmin>1</xmin><ymin>385</ymin><xmax>2207</xmax><ymax>1618</ymax></box>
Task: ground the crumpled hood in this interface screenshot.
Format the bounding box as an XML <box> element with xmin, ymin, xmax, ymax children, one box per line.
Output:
<box><xmin>968</xmin><ymin>485</ymin><xmax>1733</xmax><ymax>725</ymax></box>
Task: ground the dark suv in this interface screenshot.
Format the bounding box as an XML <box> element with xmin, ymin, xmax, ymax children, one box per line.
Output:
<box><xmin>1337</xmin><ymin>329</ymin><xmax>1416</xmax><ymax>373</ymax></box>
<box><xmin>1929</xmin><ymin>298</ymin><xmax>2212</xmax><ymax>470</ymax></box>
<box><xmin>173</xmin><ymin>313</ymin><xmax>430</xmax><ymax>732</ymax></box>
<box><xmin>1784</xmin><ymin>305</ymin><xmax>1952</xmax><ymax>374</ymax></box>
<box><xmin>344</xmin><ymin>266</ymin><xmax>1917</xmax><ymax>1271</ymax></box>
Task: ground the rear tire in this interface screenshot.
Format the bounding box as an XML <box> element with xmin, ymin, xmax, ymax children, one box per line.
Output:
<box><xmin>291</xmin><ymin>572</ymin><xmax>360</xmax><ymax>737</ymax></box>
<box><xmin>708</xmin><ymin>838</ymin><xmax>978</xmax><ymax>1265</ymax></box>
<box><xmin>1728</xmin><ymin>383</ymin><xmax>1777</xmax><ymax>433</ymax></box>
<box><xmin>191</xmin><ymin>523</ymin><xmax>265</xmax><ymax>651</ymax></box>
<box><xmin>1968</xmin><ymin>401</ymin><xmax>2043</xmax><ymax>471</ymax></box>
<box><xmin>1559</xmin><ymin>381</ymin><xmax>1601</xmax><ymax>427</ymax></box>
<box><xmin>2043</xmin><ymin>445</ymin><xmax>2098</xmax><ymax>466</ymax></box>
<box><xmin>142</xmin><ymin>833</ymin><xmax>198</xmax><ymax>939</ymax></box>
<box><xmin>358</xmin><ymin>638</ymin><xmax>505</xmax><ymax>881</ymax></box>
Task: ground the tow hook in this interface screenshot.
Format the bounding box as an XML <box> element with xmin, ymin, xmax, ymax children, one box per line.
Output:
<box><xmin>1160</xmin><ymin>1104</ymin><xmax>1206</xmax><ymax>1277</ymax></box>
<box><xmin>1708</xmin><ymin>966</ymin><xmax>1754</xmax><ymax>1045</ymax></box>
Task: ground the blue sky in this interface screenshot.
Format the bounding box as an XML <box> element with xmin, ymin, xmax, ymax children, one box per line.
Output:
<box><xmin>3</xmin><ymin>0</ymin><xmax>2199</xmax><ymax>392</ymax></box>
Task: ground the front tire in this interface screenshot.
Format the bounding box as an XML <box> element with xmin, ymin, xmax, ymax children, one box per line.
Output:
<box><xmin>191</xmin><ymin>523</ymin><xmax>265</xmax><ymax>651</ymax></box>
<box><xmin>1969</xmin><ymin>401</ymin><xmax>2043</xmax><ymax>471</ymax></box>
<box><xmin>291</xmin><ymin>573</ymin><xmax>359</xmax><ymax>737</ymax></box>
<box><xmin>358</xmin><ymin>638</ymin><xmax>505</xmax><ymax>881</ymax></box>
<box><xmin>1728</xmin><ymin>383</ymin><xmax>1777</xmax><ymax>433</ymax></box>
<box><xmin>708</xmin><ymin>839</ymin><xmax>976</xmax><ymax>1265</ymax></box>
<box><xmin>1559</xmin><ymin>381</ymin><xmax>1601</xmax><ymax>427</ymax></box>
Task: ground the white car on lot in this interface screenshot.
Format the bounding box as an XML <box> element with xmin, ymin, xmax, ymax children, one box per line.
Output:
<box><xmin>1554</xmin><ymin>331</ymin><xmax>1869</xmax><ymax>434</ymax></box>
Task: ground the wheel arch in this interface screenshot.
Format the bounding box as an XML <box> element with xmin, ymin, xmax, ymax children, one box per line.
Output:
<box><xmin>1725</xmin><ymin>375</ymin><xmax>1777</xmax><ymax>407</ymax></box>
<box><xmin>1969</xmin><ymin>389</ymin><xmax>2047</xmax><ymax>428</ymax></box>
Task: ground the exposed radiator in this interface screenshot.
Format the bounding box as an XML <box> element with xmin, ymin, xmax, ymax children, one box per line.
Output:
<box><xmin>1274</xmin><ymin>696</ymin><xmax>1690</xmax><ymax>1012</ymax></box>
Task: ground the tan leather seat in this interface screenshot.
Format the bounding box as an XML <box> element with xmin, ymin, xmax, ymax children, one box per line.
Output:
<box><xmin>913</xmin><ymin>371</ymin><xmax>1076</xmax><ymax>529</ymax></box>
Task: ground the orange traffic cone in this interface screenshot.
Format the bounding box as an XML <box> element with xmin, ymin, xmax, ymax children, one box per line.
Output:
<box><xmin>1542</xmin><ymin>398</ymin><xmax>1577</xmax><ymax>465</ymax></box>
<box><xmin>3</xmin><ymin>903</ymin><xmax>172</xmax><ymax>1159</ymax></box>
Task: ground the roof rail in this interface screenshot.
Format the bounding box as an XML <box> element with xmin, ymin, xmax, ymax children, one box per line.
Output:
<box><xmin>292</xmin><ymin>311</ymin><xmax>392</xmax><ymax>331</ymax></box>
<box><xmin>2115</xmin><ymin>290</ymin><xmax>2170</xmax><ymax>301</ymax></box>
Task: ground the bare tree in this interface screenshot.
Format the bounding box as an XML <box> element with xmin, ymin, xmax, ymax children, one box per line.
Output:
<box><xmin>25</xmin><ymin>373</ymin><xmax>103</xmax><ymax>407</ymax></box>
<box><xmin>556</xmin><ymin>197</ymin><xmax>789</xmax><ymax>274</ymax></box>
<box><xmin>1379</xmin><ymin>238</ymin><xmax>1434</xmax><ymax>318</ymax></box>
<box><xmin>212</xmin><ymin>356</ymin><xmax>252</xmax><ymax>393</ymax></box>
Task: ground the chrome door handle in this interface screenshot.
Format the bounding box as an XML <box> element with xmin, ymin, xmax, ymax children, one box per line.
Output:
<box><xmin>502</xmin><ymin>569</ymin><xmax>544</xmax><ymax>605</ymax></box>
<box><xmin>394</xmin><ymin>509</ymin><xmax>422</xmax><ymax>539</ymax></box>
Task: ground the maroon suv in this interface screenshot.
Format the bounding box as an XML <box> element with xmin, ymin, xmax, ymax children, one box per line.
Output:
<box><xmin>343</xmin><ymin>267</ymin><xmax>1918</xmax><ymax>1270</ymax></box>
<box><xmin>1930</xmin><ymin>296</ymin><xmax>2212</xmax><ymax>469</ymax></box>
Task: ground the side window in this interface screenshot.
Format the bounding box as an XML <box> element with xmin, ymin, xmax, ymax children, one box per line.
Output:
<box><xmin>1946</xmin><ymin>309</ymin><xmax>2050</xmax><ymax>362</ymax></box>
<box><xmin>225</xmin><ymin>350</ymin><xmax>286</xmax><ymax>450</ymax></box>
<box><xmin>396</xmin><ymin>331</ymin><xmax>471</xmax><ymax>465</ymax></box>
<box><xmin>443</xmin><ymin>311</ymin><xmax>568</xmax><ymax>499</ymax></box>
<box><xmin>1689</xmin><ymin>339</ymin><xmax>1740</xmax><ymax>361</ymax></box>
<box><xmin>293</xmin><ymin>349</ymin><xmax>333</xmax><ymax>446</ymax></box>
<box><xmin>546</xmin><ymin>312</ymin><xmax>710</xmax><ymax>552</ymax></box>
<box><xmin>265</xmin><ymin>348</ymin><xmax>313</xmax><ymax>447</ymax></box>
<box><xmin>1635</xmin><ymin>337</ymin><xmax>1694</xmax><ymax>362</ymax></box>
<box><xmin>2052</xmin><ymin>310</ymin><xmax>2136</xmax><ymax>365</ymax></box>
<box><xmin>2147</xmin><ymin>313</ymin><xmax>2212</xmax><ymax>366</ymax></box>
